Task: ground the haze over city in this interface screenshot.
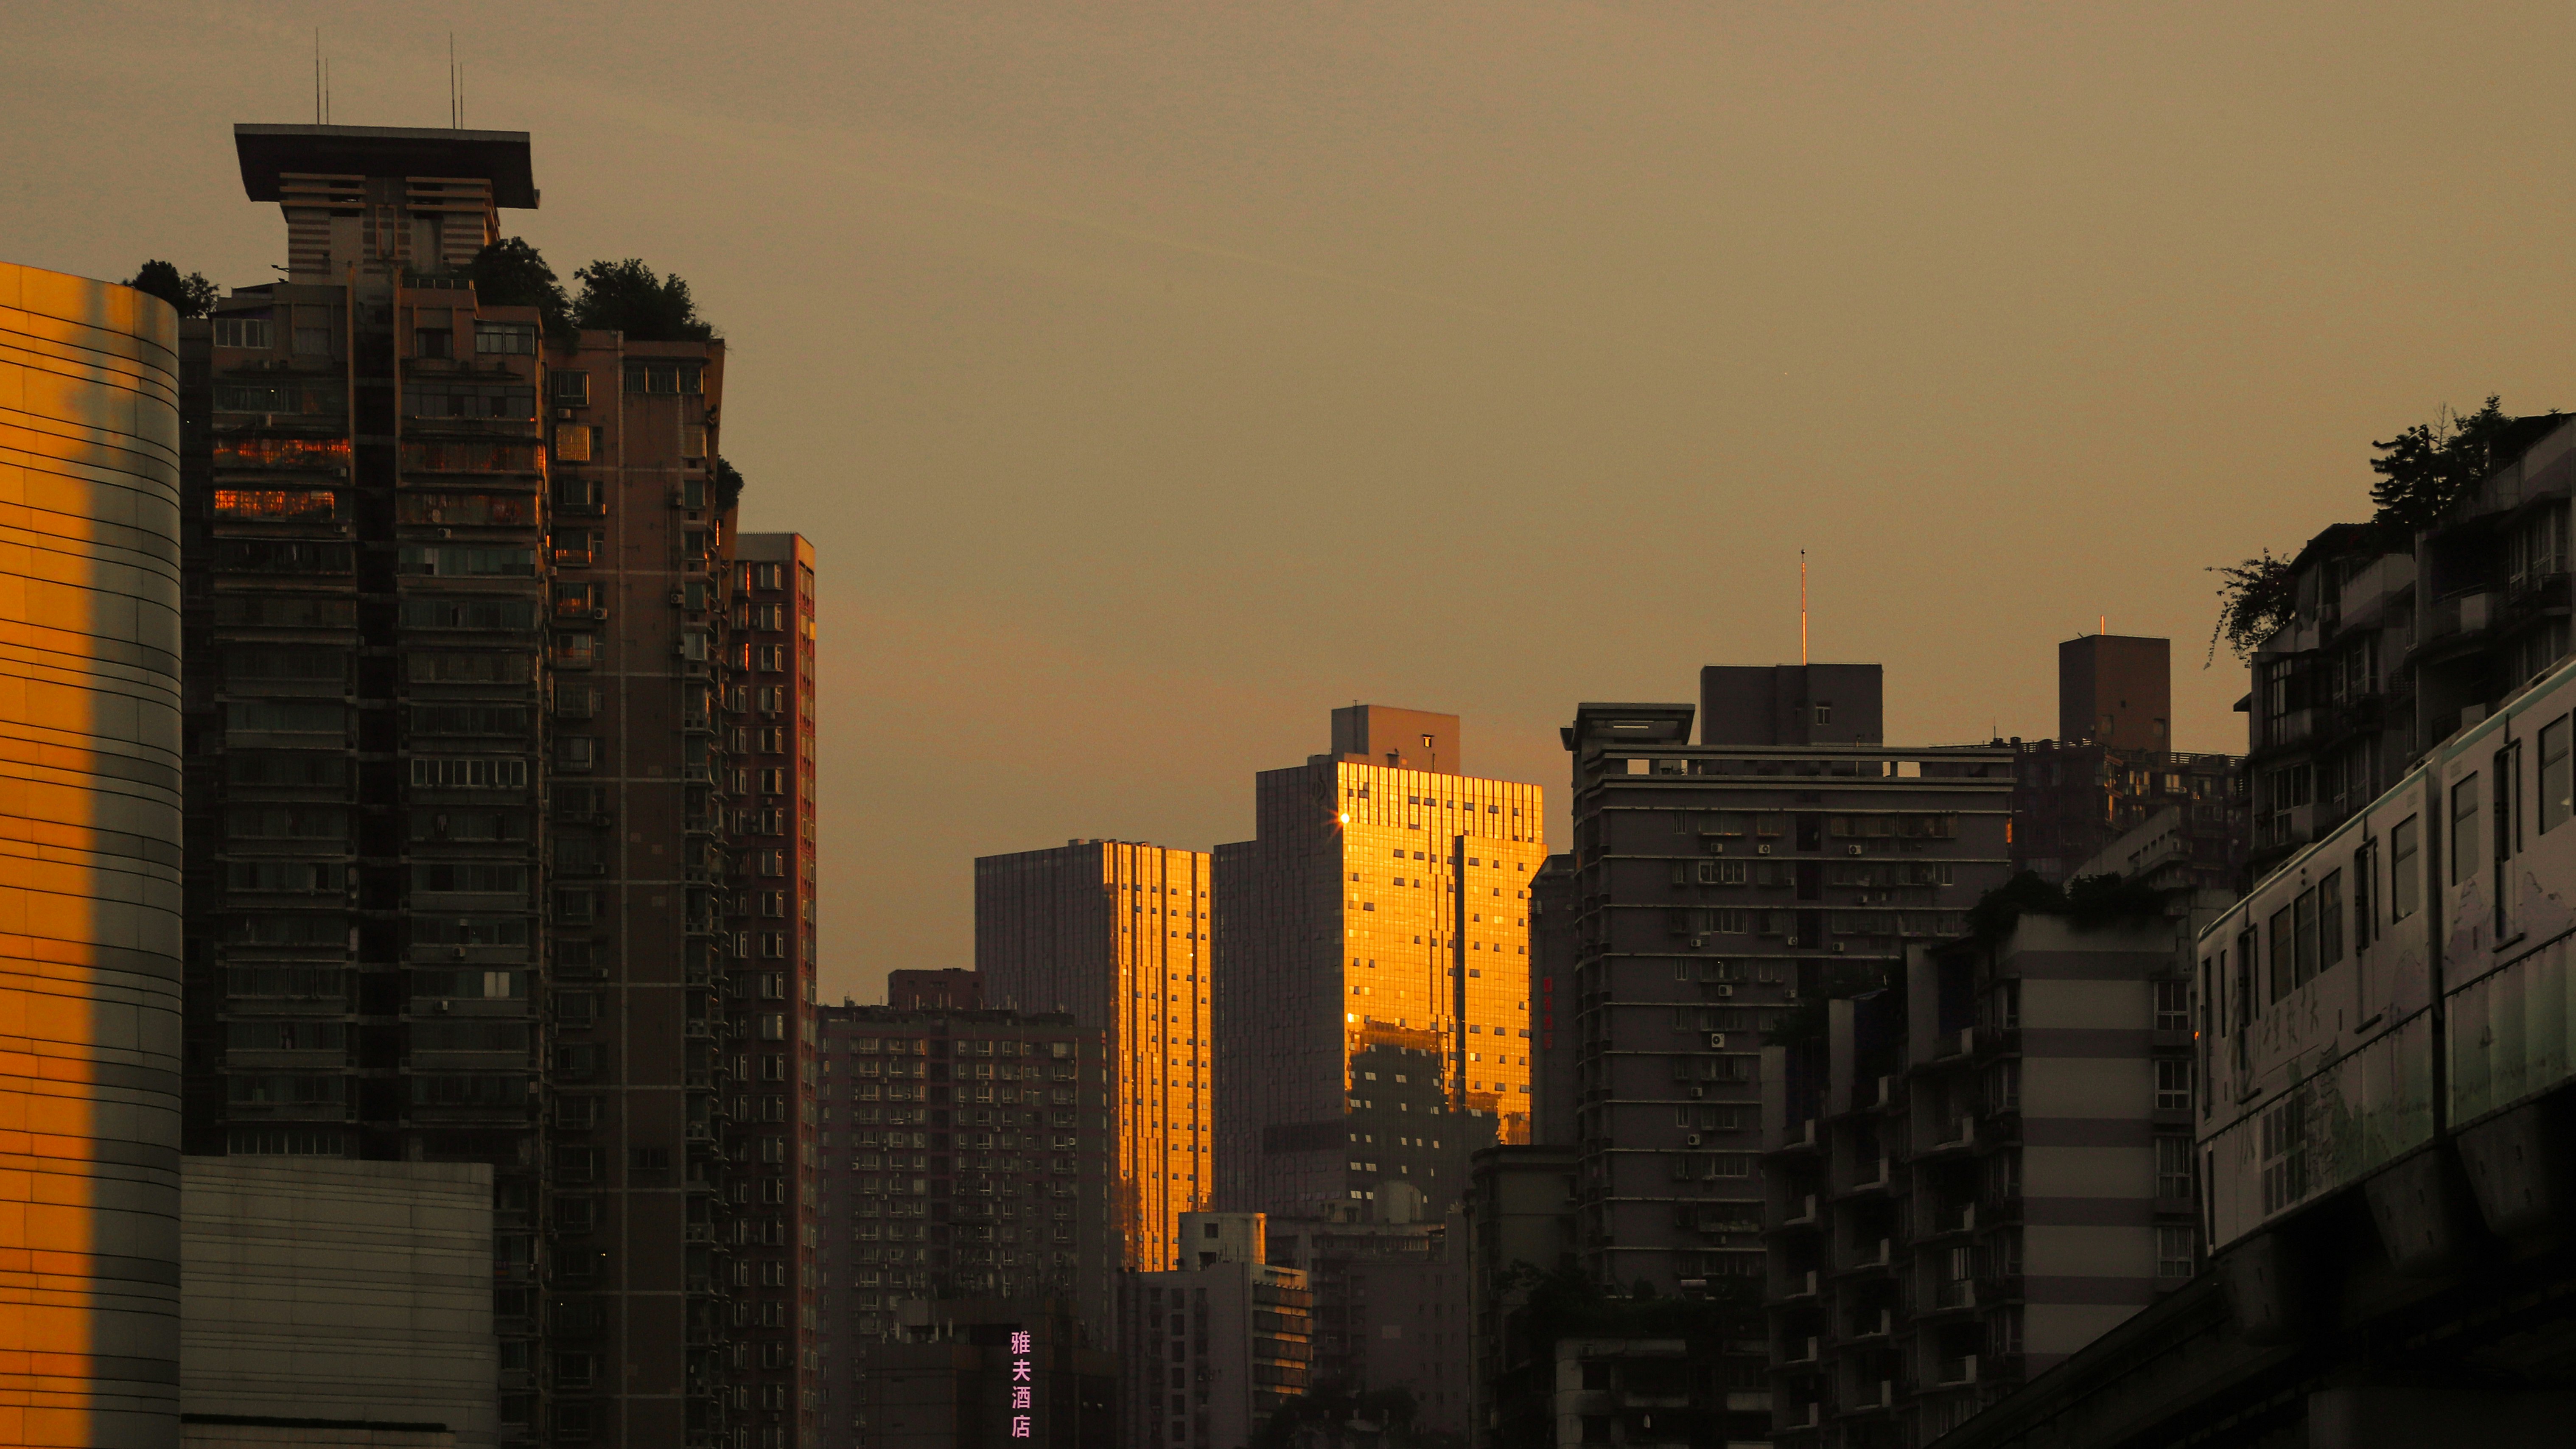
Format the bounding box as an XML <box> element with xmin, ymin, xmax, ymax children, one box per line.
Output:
<box><xmin>14</xmin><ymin>2</ymin><xmax>2576</xmax><ymax>1001</ymax></box>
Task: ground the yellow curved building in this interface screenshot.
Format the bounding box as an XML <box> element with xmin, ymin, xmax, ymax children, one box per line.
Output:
<box><xmin>0</xmin><ymin>262</ymin><xmax>186</xmax><ymax>1448</ymax></box>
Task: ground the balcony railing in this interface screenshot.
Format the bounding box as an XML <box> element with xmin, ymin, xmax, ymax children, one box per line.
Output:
<box><xmin>1933</xmin><ymin>1278</ymin><xmax>1976</xmax><ymax>1310</ymax></box>
<box><xmin>1936</xmin><ymin>1354</ymin><xmax>1979</xmax><ymax>1387</ymax></box>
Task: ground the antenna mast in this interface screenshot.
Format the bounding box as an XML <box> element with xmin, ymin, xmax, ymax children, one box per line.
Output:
<box><xmin>1800</xmin><ymin>550</ymin><xmax>1809</xmax><ymax>666</ymax></box>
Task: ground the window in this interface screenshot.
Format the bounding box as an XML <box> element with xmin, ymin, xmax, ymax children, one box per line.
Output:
<box><xmin>212</xmin><ymin>315</ymin><xmax>272</xmax><ymax>350</ymax></box>
<box><xmin>2157</xmin><ymin>1224</ymin><xmax>2197</xmax><ymax>1280</ymax></box>
<box><xmin>2352</xmin><ymin>841</ymin><xmax>2377</xmax><ymax>948</ymax></box>
<box><xmin>2544</xmin><ymin>717</ymin><xmax>2573</xmax><ymax>835</ymax></box>
<box><xmin>2453</xmin><ymin>774</ymin><xmax>2481</xmax><ymax>885</ymax></box>
<box><xmin>552</xmin><ymin>371</ymin><xmax>591</xmax><ymax>405</ymax></box>
<box><xmin>2391</xmin><ymin>816</ymin><xmax>2420</xmax><ymax>920</ymax></box>
<box><xmin>212</xmin><ymin>487</ymin><xmax>336</xmax><ymax>521</ymax></box>
<box><xmin>2292</xmin><ymin>888</ymin><xmax>2318</xmax><ymax>988</ymax></box>
<box><xmin>2156</xmin><ymin>1135</ymin><xmax>2194</xmax><ymax>1200</ymax></box>
<box><xmin>554</xmin><ymin>424</ymin><xmax>593</xmax><ymax>462</ymax></box>
<box><xmin>476</xmin><ymin>322</ymin><xmax>537</xmax><ymax>354</ymax></box>
<box><xmin>2154</xmin><ymin>980</ymin><xmax>2188</xmax><ymax>1032</ymax></box>
<box><xmin>2267</xmin><ymin>906</ymin><xmax>2293</xmax><ymax>1002</ymax></box>
<box><xmin>2155</xmin><ymin>1059</ymin><xmax>2192</xmax><ymax>1112</ymax></box>
<box><xmin>2317</xmin><ymin>870</ymin><xmax>2343</xmax><ymax>971</ymax></box>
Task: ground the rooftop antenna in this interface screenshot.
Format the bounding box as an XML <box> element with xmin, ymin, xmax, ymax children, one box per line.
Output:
<box><xmin>313</xmin><ymin>30</ymin><xmax>322</xmax><ymax>124</ymax></box>
<box><xmin>449</xmin><ymin>34</ymin><xmax>457</xmax><ymax>128</ymax></box>
<box><xmin>1799</xmin><ymin>549</ymin><xmax>1809</xmax><ymax>666</ymax></box>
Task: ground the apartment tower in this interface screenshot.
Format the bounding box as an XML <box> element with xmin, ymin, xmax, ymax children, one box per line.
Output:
<box><xmin>179</xmin><ymin>124</ymin><xmax>795</xmax><ymax>1449</ymax></box>
<box><xmin>1558</xmin><ymin>694</ymin><xmax>2011</xmax><ymax>1294</ymax></box>
<box><xmin>723</xmin><ymin>533</ymin><xmax>822</xmax><ymax>1445</ymax></box>
<box><xmin>0</xmin><ymin>262</ymin><xmax>187</xmax><ymax>1449</ymax></box>
<box><xmin>1213</xmin><ymin>707</ymin><xmax>1543</xmax><ymax>1222</ymax></box>
<box><xmin>976</xmin><ymin>840</ymin><xmax>1212</xmax><ymax>1271</ymax></box>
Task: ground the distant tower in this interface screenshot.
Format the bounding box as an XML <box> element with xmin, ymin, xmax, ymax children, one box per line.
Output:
<box><xmin>2060</xmin><ymin>635</ymin><xmax>2171</xmax><ymax>750</ymax></box>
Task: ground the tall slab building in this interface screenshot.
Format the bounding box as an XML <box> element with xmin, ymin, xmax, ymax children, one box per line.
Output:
<box><xmin>976</xmin><ymin>840</ymin><xmax>1212</xmax><ymax>1272</ymax></box>
<box><xmin>176</xmin><ymin>125</ymin><xmax>810</xmax><ymax>1449</ymax></box>
<box><xmin>1213</xmin><ymin>707</ymin><xmax>1543</xmax><ymax>1221</ymax></box>
<box><xmin>0</xmin><ymin>262</ymin><xmax>186</xmax><ymax>1449</ymax></box>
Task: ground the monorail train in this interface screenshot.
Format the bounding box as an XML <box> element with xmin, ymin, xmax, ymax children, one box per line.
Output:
<box><xmin>2199</xmin><ymin>658</ymin><xmax>2576</xmax><ymax>1255</ymax></box>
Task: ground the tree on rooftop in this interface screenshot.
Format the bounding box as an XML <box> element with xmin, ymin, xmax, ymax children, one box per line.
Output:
<box><xmin>2368</xmin><ymin>395</ymin><xmax>2528</xmax><ymax>532</ymax></box>
<box><xmin>470</xmin><ymin>238</ymin><xmax>574</xmax><ymax>347</ymax></box>
<box><xmin>2206</xmin><ymin>548</ymin><xmax>2297</xmax><ymax>663</ymax></box>
<box><xmin>126</xmin><ymin>260</ymin><xmax>216</xmax><ymax>319</ymax></box>
<box><xmin>572</xmin><ymin>258</ymin><xmax>716</xmax><ymax>341</ymax></box>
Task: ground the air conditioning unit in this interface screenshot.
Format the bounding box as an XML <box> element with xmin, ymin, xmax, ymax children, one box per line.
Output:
<box><xmin>1757</xmin><ymin>845</ymin><xmax>1773</xmax><ymax>856</ymax></box>
<box><xmin>670</xmin><ymin>589</ymin><xmax>686</xmax><ymax>606</ymax></box>
<box><xmin>591</xmin><ymin>607</ymin><xmax>608</xmax><ymax>621</ymax></box>
<box><xmin>1713</xmin><ymin>985</ymin><xmax>1734</xmax><ymax>998</ymax></box>
<box><xmin>1832</xmin><ymin>943</ymin><xmax>1847</xmax><ymax>954</ymax></box>
<box><xmin>436</xmin><ymin>527</ymin><xmax>452</xmax><ymax>539</ymax></box>
<box><xmin>1689</xmin><ymin>1087</ymin><xmax>1705</xmax><ymax>1099</ymax></box>
<box><xmin>1847</xmin><ymin>845</ymin><xmax>1863</xmax><ymax>856</ymax></box>
<box><xmin>1686</xmin><ymin>1134</ymin><xmax>1702</xmax><ymax>1147</ymax></box>
<box><xmin>1706</xmin><ymin>1032</ymin><xmax>1727</xmax><ymax>1049</ymax></box>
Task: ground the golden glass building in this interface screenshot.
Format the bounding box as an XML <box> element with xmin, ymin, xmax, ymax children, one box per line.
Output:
<box><xmin>0</xmin><ymin>262</ymin><xmax>187</xmax><ymax>1448</ymax></box>
<box><xmin>975</xmin><ymin>840</ymin><xmax>1212</xmax><ymax>1271</ymax></box>
<box><xmin>1214</xmin><ymin>707</ymin><xmax>1541</xmax><ymax>1220</ymax></box>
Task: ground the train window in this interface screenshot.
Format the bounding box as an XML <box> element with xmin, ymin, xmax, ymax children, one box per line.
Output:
<box><xmin>2352</xmin><ymin>842</ymin><xmax>2376</xmax><ymax>947</ymax></box>
<box><xmin>2318</xmin><ymin>871</ymin><xmax>2344</xmax><ymax>971</ymax></box>
<box><xmin>2452</xmin><ymin>775</ymin><xmax>2481</xmax><ymax>886</ymax></box>
<box><xmin>2391</xmin><ymin>818</ymin><xmax>2421</xmax><ymax>921</ymax></box>
<box><xmin>2235</xmin><ymin>929</ymin><xmax>2257</xmax><ymax>1023</ymax></box>
<box><xmin>2544</xmin><ymin>717</ymin><xmax>2573</xmax><ymax>834</ymax></box>
<box><xmin>2292</xmin><ymin>890</ymin><xmax>2320</xmax><ymax>989</ymax></box>
<box><xmin>2269</xmin><ymin>906</ymin><xmax>2295</xmax><ymax>1003</ymax></box>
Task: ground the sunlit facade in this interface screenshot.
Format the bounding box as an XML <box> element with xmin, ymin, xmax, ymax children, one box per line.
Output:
<box><xmin>975</xmin><ymin>840</ymin><xmax>1212</xmax><ymax>1271</ymax></box>
<box><xmin>1214</xmin><ymin>711</ymin><xmax>1543</xmax><ymax>1221</ymax></box>
<box><xmin>0</xmin><ymin>261</ymin><xmax>187</xmax><ymax>1448</ymax></box>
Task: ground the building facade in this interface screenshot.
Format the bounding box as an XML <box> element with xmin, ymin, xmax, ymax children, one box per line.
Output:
<box><xmin>1559</xmin><ymin>700</ymin><xmax>2014</xmax><ymax>1298</ymax></box>
<box><xmin>1117</xmin><ymin>1213</ymin><xmax>1313</xmax><ymax>1449</ymax></box>
<box><xmin>178</xmin><ymin>123</ymin><xmax>800</xmax><ymax>1449</ymax></box>
<box><xmin>1761</xmin><ymin>912</ymin><xmax>2201</xmax><ymax>1446</ymax></box>
<box><xmin>1265</xmin><ymin>1206</ymin><xmax>1471</xmax><ymax>1435</ymax></box>
<box><xmin>885</xmin><ymin>970</ymin><xmax>979</xmax><ymax>1011</ymax></box>
<box><xmin>0</xmin><ymin>261</ymin><xmax>187</xmax><ymax>1449</ymax></box>
<box><xmin>845</xmin><ymin>1299</ymin><xmax>1114</xmax><ymax>1449</ymax></box>
<box><xmin>812</xmin><ymin>1005</ymin><xmax>1117</xmax><ymax>1449</ymax></box>
<box><xmin>723</xmin><ymin>531</ymin><xmax>822</xmax><ymax>1446</ymax></box>
<box><xmin>2238</xmin><ymin>419</ymin><xmax>2576</xmax><ymax>884</ymax></box>
<box><xmin>975</xmin><ymin>840</ymin><xmax>1212</xmax><ymax>1271</ymax></box>
<box><xmin>1213</xmin><ymin>707</ymin><xmax>1543</xmax><ymax>1222</ymax></box>
<box><xmin>1464</xmin><ymin>1145</ymin><xmax>1582</xmax><ymax>1449</ymax></box>
<box><xmin>181</xmin><ymin>1158</ymin><xmax>497</xmax><ymax>1443</ymax></box>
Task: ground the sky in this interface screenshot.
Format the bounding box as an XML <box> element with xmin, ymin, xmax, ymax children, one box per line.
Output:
<box><xmin>9</xmin><ymin>2</ymin><xmax>2575</xmax><ymax>1004</ymax></box>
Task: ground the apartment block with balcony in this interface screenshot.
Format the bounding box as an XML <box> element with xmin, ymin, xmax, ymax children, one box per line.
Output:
<box><xmin>812</xmin><ymin>1003</ymin><xmax>1118</xmax><ymax>1449</ymax></box>
<box><xmin>179</xmin><ymin>123</ymin><xmax>791</xmax><ymax>1449</ymax></box>
<box><xmin>1118</xmin><ymin>1213</ymin><xmax>1314</xmax><ymax>1449</ymax></box>
<box><xmin>2242</xmin><ymin>413</ymin><xmax>2576</xmax><ymax>883</ymax></box>
<box><xmin>1760</xmin><ymin>911</ymin><xmax>2201</xmax><ymax>1449</ymax></box>
<box><xmin>1557</xmin><ymin>700</ymin><xmax>2013</xmax><ymax>1298</ymax></box>
<box><xmin>2241</xmin><ymin>524</ymin><xmax>2421</xmax><ymax>880</ymax></box>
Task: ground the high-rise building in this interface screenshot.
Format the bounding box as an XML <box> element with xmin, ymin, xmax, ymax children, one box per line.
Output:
<box><xmin>1264</xmin><ymin>1206</ymin><xmax>1472</xmax><ymax>1436</ymax></box>
<box><xmin>2007</xmin><ymin>635</ymin><xmax>2247</xmax><ymax>890</ymax></box>
<box><xmin>178</xmin><ymin>123</ymin><xmax>799</xmax><ymax>1449</ymax></box>
<box><xmin>1463</xmin><ymin>1144</ymin><xmax>1580</xmax><ymax>1447</ymax></box>
<box><xmin>1212</xmin><ymin>708</ymin><xmax>1543</xmax><ymax>1223</ymax></box>
<box><xmin>1527</xmin><ymin>854</ymin><xmax>1578</xmax><ymax>1148</ymax></box>
<box><xmin>724</xmin><ymin>531</ymin><xmax>822</xmax><ymax>1445</ymax></box>
<box><xmin>0</xmin><ymin>261</ymin><xmax>187</xmax><ymax>1449</ymax></box>
<box><xmin>886</xmin><ymin>969</ymin><xmax>979</xmax><ymax>1011</ymax></box>
<box><xmin>976</xmin><ymin>840</ymin><xmax>1212</xmax><ymax>1271</ymax></box>
<box><xmin>811</xmin><ymin>1003</ymin><xmax>1118</xmax><ymax>1449</ymax></box>
<box><xmin>1557</xmin><ymin>698</ymin><xmax>2013</xmax><ymax>1295</ymax></box>
<box><xmin>1117</xmin><ymin>1213</ymin><xmax>1313</xmax><ymax>1449</ymax></box>
<box><xmin>1761</xmin><ymin>908</ymin><xmax>2204</xmax><ymax>1444</ymax></box>
<box><xmin>2059</xmin><ymin>634</ymin><xmax>2170</xmax><ymax>752</ymax></box>
<box><xmin>847</xmin><ymin>1299</ymin><xmax>1115</xmax><ymax>1449</ymax></box>
<box><xmin>1700</xmin><ymin>663</ymin><xmax>1886</xmax><ymax>748</ymax></box>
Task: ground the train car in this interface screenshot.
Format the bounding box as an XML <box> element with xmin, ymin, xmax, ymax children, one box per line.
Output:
<box><xmin>2198</xmin><ymin>651</ymin><xmax>2576</xmax><ymax>1257</ymax></box>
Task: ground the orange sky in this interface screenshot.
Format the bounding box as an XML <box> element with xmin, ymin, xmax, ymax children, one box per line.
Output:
<box><xmin>12</xmin><ymin>2</ymin><xmax>2575</xmax><ymax>1002</ymax></box>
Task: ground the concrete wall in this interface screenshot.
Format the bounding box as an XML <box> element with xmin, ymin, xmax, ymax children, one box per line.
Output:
<box><xmin>0</xmin><ymin>260</ymin><xmax>188</xmax><ymax>1449</ymax></box>
<box><xmin>180</xmin><ymin>1159</ymin><xmax>495</xmax><ymax>1447</ymax></box>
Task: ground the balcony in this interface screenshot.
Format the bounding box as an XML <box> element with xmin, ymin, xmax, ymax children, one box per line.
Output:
<box><xmin>1935</xmin><ymin>1354</ymin><xmax>1979</xmax><ymax>1387</ymax></box>
<box><xmin>1782</xmin><ymin>1194</ymin><xmax>1819</xmax><ymax>1228</ymax></box>
<box><xmin>1782</xmin><ymin>1269</ymin><xmax>1819</xmax><ymax>1302</ymax></box>
<box><xmin>1839</xmin><ymin>1238</ymin><xmax>1891</xmax><ymax>1275</ymax></box>
<box><xmin>1783</xmin><ymin>1336</ymin><xmax>1819</xmax><ymax>1366</ymax></box>
<box><xmin>1847</xmin><ymin>1307</ymin><xmax>1891</xmax><ymax>1340</ymax></box>
<box><xmin>1931</xmin><ymin>1278</ymin><xmax>1976</xmax><ymax>1312</ymax></box>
